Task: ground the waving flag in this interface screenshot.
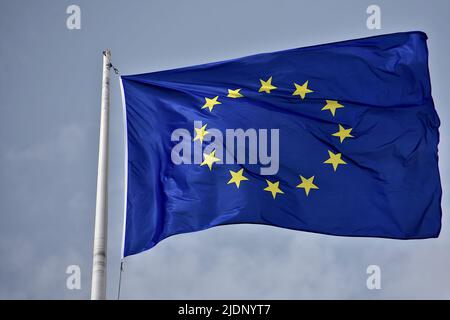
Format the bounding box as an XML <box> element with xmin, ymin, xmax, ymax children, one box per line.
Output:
<box><xmin>120</xmin><ymin>32</ymin><xmax>441</xmax><ymax>257</ymax></box>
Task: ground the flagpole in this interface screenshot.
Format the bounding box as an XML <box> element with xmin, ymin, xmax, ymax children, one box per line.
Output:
<box><xmin>91</xmin><ymin>50</ymin><xmax>111</xmax><ymax>300</ymax></box>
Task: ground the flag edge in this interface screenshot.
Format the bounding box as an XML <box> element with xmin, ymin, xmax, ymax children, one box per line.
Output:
<box><xmin>119</xmin><ymin>77</ymin><xmax>129</xmax><ymax>259</ymax></box>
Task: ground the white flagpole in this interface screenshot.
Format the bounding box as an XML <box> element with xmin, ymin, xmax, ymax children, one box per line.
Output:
<box><xmin>91</xmin><ymin>50</ymin><xmax>111</xmax><ymax>300</ymax></box>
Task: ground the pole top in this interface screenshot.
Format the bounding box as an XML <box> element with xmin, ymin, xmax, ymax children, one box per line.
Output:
<box><xmin>102</xmin><ymin>50</ymin><xmax>119</xmax><ymax>74</ymax></box>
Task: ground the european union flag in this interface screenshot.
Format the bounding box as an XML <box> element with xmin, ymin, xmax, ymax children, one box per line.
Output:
<box><xmin>120</xmin><ymin>32</ymin><xmax>441</xmax><ymax>257</ymax></box>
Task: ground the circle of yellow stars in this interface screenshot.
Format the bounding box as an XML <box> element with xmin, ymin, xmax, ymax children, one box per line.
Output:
<box><xmin>192</xmin><ymin>76</ymin><xmax>355</xmax><ymax>199</ymax></box>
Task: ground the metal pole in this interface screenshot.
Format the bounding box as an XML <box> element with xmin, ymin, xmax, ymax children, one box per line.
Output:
<box><xmin>91</xmin><ymin>50</ymin><xmax>111</xmax><ymax>300</ymax></box>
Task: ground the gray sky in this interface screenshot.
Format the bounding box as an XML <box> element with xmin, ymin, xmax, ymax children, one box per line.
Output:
<box><xmin>0</xmin><ymin>0</ymin><xmax>449</xmax><ymax>299</ymax></box>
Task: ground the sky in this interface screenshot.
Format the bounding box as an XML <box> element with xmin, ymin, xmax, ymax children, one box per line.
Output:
<box><xmin>0</xmin><ymin>0</ymin><xmax>449</xmax><ymax>299</ymax></box>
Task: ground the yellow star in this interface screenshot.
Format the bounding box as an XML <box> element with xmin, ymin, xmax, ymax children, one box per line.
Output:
<box><xmin>292</xmin><ymin>81</ymin><xmax>313</xmax><ymax>99</ymax></box>
<box><xmin>201</xmin><ymin>96</ymin><xmax>221</xmax><ymax>112</ymax></box>
<box><xmin>193</xmin><ymin>124</ymin><xmax>209</xmax><ymax>143</ymax></box>
<box><xmin>200</xmin><ymin>149</ymin><xmax>220</xmax><ymax>170</ymax></box>
<box><xmin>263</xmin><ymin>180</ymin><xmax>284</xmax><ymax>199</ymax></box>
<box><xmin>296</xmin><ymin>175</ymin><xmax>319</xmax><ymax>196</ymax></box>
<box><xmin>323</xmin><ymin>150</ymin><xmax>347</xmax><ymax>171</ymax></box>
<box><xmin>227</xmin><ymin>88</ymin><xmax>243</xmax><ymax>98</ymax></box>
<box><xmin>332</xmin><ymin>124</ymin><xmax>354</xmax><ymax>143</ymax></box>
<box><xmin>259</xmin><ymin>76</ymin><xmax>277</xmax><ymax>93</ymax></box>
<box><xmin>322</xmin><ymin>100</ymin><xmax>344</xmax><ymax>116</ymax></box>
<box><xmin>227</xmin><ymin>168</ymin><xmax>249</xmax><ymax>188</ymax></box>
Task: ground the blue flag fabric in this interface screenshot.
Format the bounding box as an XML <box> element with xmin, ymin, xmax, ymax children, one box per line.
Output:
<box><xmin>121</xmin><ymin>32</ymin><xmax>441</xmax><ymax>257</ymax></box>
